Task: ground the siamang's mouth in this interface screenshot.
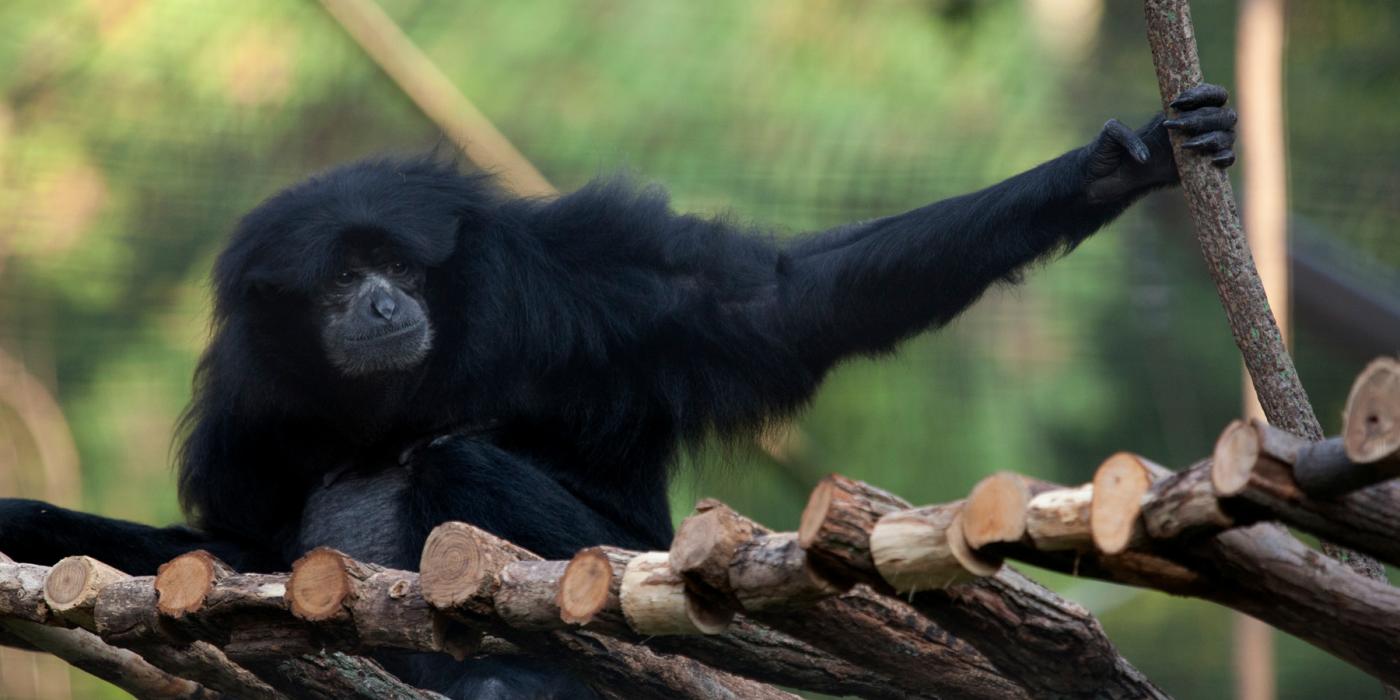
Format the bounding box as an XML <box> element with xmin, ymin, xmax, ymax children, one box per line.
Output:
<box><xmin>325</xmin><ymin>322</ymin><xmax>434</xmax><ymax>376</ymax></box>
<box><xmin>344</xmin><ymin>323</ymin><xmax>424</xmax><ymax>345</ymax></box>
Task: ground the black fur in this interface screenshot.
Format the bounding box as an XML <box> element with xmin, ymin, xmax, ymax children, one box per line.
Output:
<box><xmin>0</xmin><ymin>87</ymin><xmax>1235</xmax><ymax>698</ymax></box>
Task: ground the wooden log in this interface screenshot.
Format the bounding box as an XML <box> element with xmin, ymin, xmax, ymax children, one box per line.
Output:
<box><xmin>1142</xmin><ymin>461</ymin><xmax>1234</xmax><ymax>541</ymax></box>
<box><xmin>911</xmin><ymin>568</ymin><xmax>1168</xmax><ymax>700</ymax></box>
<box><xmin>234</xmin><ymin>651</ymin><xmax>448</xmax><ymax>700</ymax></box>
<box><xmin>43</xmin><ymin>556</ymin><xmax>127</xmax><ymax>629</ymax></box>
<box><xmin>669</xmin><ymin>498</ymin><xmax>761</xmax><ymax>604</ymax></box>
<box><xmin>146</xmin><ymin>552</ymin><xmax>444</xmax><ymax>697</ymax></box>
<box><xmin>547</xmin><ymin>630</ymin><xmax>797</xmax><ymax>700</ymax></box>
<box><xmin>620</xmin><ymin>552</ymin><xmax>731</xmax><ymax>635</ymax></box>
<box><xmin>960</xmin><ymin>472</ymin><xmax>1033</xmax><ymax>550</ymax></box>
<box><xmin>0</xmin><ymin>559</ymin><xmax>56</xmax><ymax>623</ymax></box>
<box><xmin>151</xmin><ymin>552</ymin><xmax>295</xmax><ymax>648</ymax></box>
<box><xmin>1091</xmin><ymin>452</ymin><xmax>1172</xmax><ymax>554</ymax></box>
<box><xmin>558</xmin><ymin>546</ymin><xmax>631</xmax><ymax>634</ymax></box>
<box><xmin>798</xmin><ymin>473</ymin><xmax>908</xmax><ymax>585</ymax></box>
<box><xmin>797</xmin><ymin>475</ymin><xmax>1159</xmax><ymax>697</ymax></box>
<box><xmin>1343</xmin><ymin>357</ymin><xmax>1400</xmax><ymax>464</ymax></box>
<box><xmin>156</xmin><ymin>550</ymin><xmax>236</xmax><ymax>618</ymax></box>
<box><xmin>1274</xmin><ymin>359</ymin><xmax>1400</xmax><ymax>495</ymax></box>
<box><xmin>1</xmin><ymin>617</ymin><xmax>213</xmax><ymax>699</ymax></box>
<box><xmin>3</xmin><ymin>554</ymin><xmax>282</xmax><ymax>700</ymax></box>
<box><xmin>670</xmin><ymin>500</ymin><xmax>843</xmax><ymax>612</ymax></box>
<box><xmin>1209</xmin><ymin>421</ymin><xmax>1400</xmax><ymax>567</ymax></box>
<box><xmin>419</xmin><ymin>522</ymin><xmax>802</xmax><ymax>700</ymax></box>
<box><xmin>729</xmin><ymin>533</ymin><xmax>844</xmax><ymax>611</ymax></box>
<box><xmin>0</xmin><ymin>553</ymin><xmax>221</xmax><ymax>698</ymax></box>
<box><xmin>1200</xmin><ymin>524</ymin><xmax>1400</xmax><ymax>685</ymax></box>
<box><xmin>419</xmin><ymin>521</ymin><xmax>531</xmax><ymax>621</ymax></box>
<box><xmin>494</xmin><ymin>560</ymin><xmax>569</xmax><ymax>630</ymax></box>
<box><xmin>563</xmin><ymin>545</ymin><xmax>1008</xmax><ymax>700</ymax></box>
<box><xmin>871</xmin><ymin>504</ymin><xmax>999</xmax><ymax>592</ymax></box>
<box><xmin>287</xmin><ymin>547</ymin><xmax>453</xmax><ymax>654</ymax></box>
<box><xmin>1024</xmin><ymin>485</ymin><xmax>1095</xmax><ymax>551</ymax></box>
<box><xmin>1005</xmin><ymin>469</ymin><xmax>1400</xmax><ymax>684</ymax></box>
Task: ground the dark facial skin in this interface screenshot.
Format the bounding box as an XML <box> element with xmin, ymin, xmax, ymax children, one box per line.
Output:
<box><xmin>318</xmin><ymin>246</ymin><xmax>434</xmax><ymax>377</ymax></box>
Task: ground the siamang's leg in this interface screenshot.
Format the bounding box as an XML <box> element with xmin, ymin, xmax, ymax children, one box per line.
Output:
<box><xmin>393</xmin><ymin>438</ymin><xmax>625</xmax><ymax>700</ymax></box>
<box><xmin>401</xmin><ymin>436</ymin><xmax>659</xmax><ymax>561</ymax></box>
<box><xmin>0</xmin><ymin>498</ymin><xmax>280</xmax><ymax>574</ymax></box>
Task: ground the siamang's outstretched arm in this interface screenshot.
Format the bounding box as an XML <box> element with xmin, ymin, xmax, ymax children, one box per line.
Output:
<box><xmin>773</xmin><ymin>85</ymin><xmax>1236</xmax><ymax>370</ymax></box>
<box><xmin>0</xmin><ymin>499</ymin><xmax>282</xmax><ymax>574</ymax></box>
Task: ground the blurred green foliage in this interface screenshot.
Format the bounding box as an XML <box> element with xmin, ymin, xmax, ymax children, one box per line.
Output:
<box><xmin>0</xmin><ymin>1</ymin><xmax>1396</xmax><ymax>698</ymax></box>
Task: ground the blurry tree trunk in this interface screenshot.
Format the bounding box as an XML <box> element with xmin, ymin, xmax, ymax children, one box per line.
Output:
<box><xmin>1233</xmin><ymin>0</ymin><xmax>1288</xmax><ymax>697</ymax></box>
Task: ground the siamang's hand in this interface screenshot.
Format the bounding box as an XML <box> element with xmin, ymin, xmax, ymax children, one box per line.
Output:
<box><xmin>1083</xmin><ymin>83</ymin><xmax>1237</xmax><ymax>203</ymax></box>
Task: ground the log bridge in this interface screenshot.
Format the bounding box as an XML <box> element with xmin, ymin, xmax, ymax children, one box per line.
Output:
<box><xmin>2</xmin><ymin>357</ymin><xmax>1398</xmax><ymax>698</ymax></box>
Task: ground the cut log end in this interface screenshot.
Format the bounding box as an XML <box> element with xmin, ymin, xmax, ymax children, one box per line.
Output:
<box><xmin>1343</xmin><ymin>357</ymin><xmax>1400</xmax><ymax>464</ymax></box>
<box><xmin>962</xmin><ymin>472</ymin><xmax>1031</xmax><ymax>550</ymax></box>
<box><xmin>558</xmin><ymin>548</ymin><xmax>614</xmax><ymax>625</ymax></box>
<box><xmin>287</xmin><ymin>548</ymin><xmax>354</xmax><ymax>621</ymax></box>
<box><xmin>44</xmin><ymin>557</ymin><xmax>124</xmax><ymax>613</ymax></box>
<box><xmin>1212</xmin><ymin>419</ymin><xmax>1259</xmax><ymax>496</ymax></box>
<box><xmin>1091</xmin><ymin>452</ymin><xmax>1164</xmax><ymax>555</ymax></box>
<box><xmin>420</xmin><ymin>521</ymin><xmax>518</xmax><ymax>610</ymax></box>
<box><xmin>797</xmin><ymin>476</ymin><xmax>837</xmax><ymax>548</ymax></box>
<box><xmin>154</xmin><ymin>550</ymin><xmax>230</xmax><ymax>618</ymax></box>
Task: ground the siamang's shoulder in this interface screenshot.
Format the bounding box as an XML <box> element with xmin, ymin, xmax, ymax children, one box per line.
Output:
<box><xmin>517</xmin><ymin>174</ymin><xmax>775</xmax><ymax>274</ymax></box>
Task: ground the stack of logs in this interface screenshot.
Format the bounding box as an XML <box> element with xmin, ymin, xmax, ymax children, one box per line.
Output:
<box><xmin>2</xmin><ymin>358</ymin><xmax>1398</xmax><ymax>699</ymax></box>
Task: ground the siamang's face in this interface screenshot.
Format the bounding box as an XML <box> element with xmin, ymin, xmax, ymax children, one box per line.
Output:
<box><xmin>318</xmin><ymin>244</ymin><xmax>433</xmax><ymax>377</ymax></box>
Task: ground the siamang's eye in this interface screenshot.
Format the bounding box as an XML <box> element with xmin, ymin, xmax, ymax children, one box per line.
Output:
<box><xmin>335</xmin><ymin>269</ymin><xmax>356</xmax><ymax>285</ymax></box>
<box><xmin>388</xmin><ymin>261</ymin><xmax>408</xmax><ymax>275</ymax></box>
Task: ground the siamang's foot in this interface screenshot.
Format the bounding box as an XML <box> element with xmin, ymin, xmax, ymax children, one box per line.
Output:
<box><xmin>1083</xmin><ymin>82</ymin><xmax>1237</xmax><ymax>203</ymax></box>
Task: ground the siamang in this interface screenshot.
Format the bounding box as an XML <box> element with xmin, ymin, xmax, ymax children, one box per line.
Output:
<box><xmin>0</xmin><ymin>85</ymin><xmax>1235</xmax><ymax>697</ymax></box>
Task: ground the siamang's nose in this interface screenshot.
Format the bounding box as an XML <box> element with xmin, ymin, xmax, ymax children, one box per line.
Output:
<box><xmin>370</xmin><ymin>289</ymin><xmax>398</xmax><ymax>321</ymax></box>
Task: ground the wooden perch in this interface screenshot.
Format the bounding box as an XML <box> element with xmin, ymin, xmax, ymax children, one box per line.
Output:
<box><xmin>39</xmin><ymin>556</ymin><xmax>284</xmax><ymax>700</ymax></box>
<box><xmin>1211</xmin><ymin>421</ymin><xmax>1400</xmax><ymax>567</ymax></box>
<box><xmin>798</xmin><ymin>475</ymin><xmax>1165</xmax><ymax>699</ymax></box>
<box><xmin>1091</xmin><ymin>453</ymin><xmax>1172</xmax><ymax>554</ymax></box>
<box><xmin>870</xmin><ymin>504</ymin><xmax>998</xmax><ymax>591</ymax></box>
<box><xmin>668</xmin><ymin>501</ymin><xmax>1024</xmax><ymax>699</ymax></box>
<box><xmin>621</xmin><ymin>551</ymin><xmax>733</xmax><ymax>635</ymax></box>
<box><xmin>1081</xmin><ymin>460</ymin><xmax>1400</xmax><ymax>683</ymax></box>
<box><xmin>288</xmin><ymin>547</ymin><xmax>457</xmax><ymax>654</ymax></box>
<box><xmin>0</xmin><ymin>554</ymin><xmax>220</xmax><ymax>699</ymax></box>
<box><xmin>672</xmin><ymin>499</ymin><xmax>842</xmax><ymax>612</ymax></box>
<box><xmin>1335</xmin><ymin>357</ymin><xmax>1400</xmax><ymax>492</ymax></box>
<box><xmin>419</xmin><ymin>522</ymin><xmax>798</xmax><ymax>700</ymax></box>
<box><xmin>138</xmin><ymin>552</ymin><xmax>444</xmax><ymax>699</ymax></box>
<box><xmin>563</xmin><ymin>545</ymin><xmax>942</xmax><ymax>700</ymax></box>
<box><xmin>797</xmin><ymin>473</ymin><xmax>909</xmax><ymax>588</ymax></box>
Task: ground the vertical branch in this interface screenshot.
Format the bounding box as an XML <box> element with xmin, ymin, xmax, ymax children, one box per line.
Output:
<box><xmin>1141</xmin><ymin>0</ymin><xmax>1318</xmax><ymax>440</ymax></box>
<box><xmin>1141</xmin><ymin>0</ymin><xmax>1388</xmax><ymax>580</ymax></box>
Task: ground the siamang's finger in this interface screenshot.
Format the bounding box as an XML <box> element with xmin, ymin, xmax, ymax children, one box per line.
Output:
<box><xmin>1211</xmin><ymin>149</ymin><xmax>1236</xmax><ymax>168</ymax></box>
<box><xmin>1102</xmin><ymin>118</ymin><xmax>1150</xmax><ymax>163</ymax></box>
<box><xmin>1181</xmin><ymin>131</ymin><xmax>1236</xmax><ymax>153</ymax></box>
<box><xmin>1162</xmin><ymin>107</ymin><xmax>1237</xmax><ymax>135</ymax></box>
<box><xmin>1170</xmin><ymin>83</ymin><xmax>1229</xmax><ymax>111</ymax></box>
